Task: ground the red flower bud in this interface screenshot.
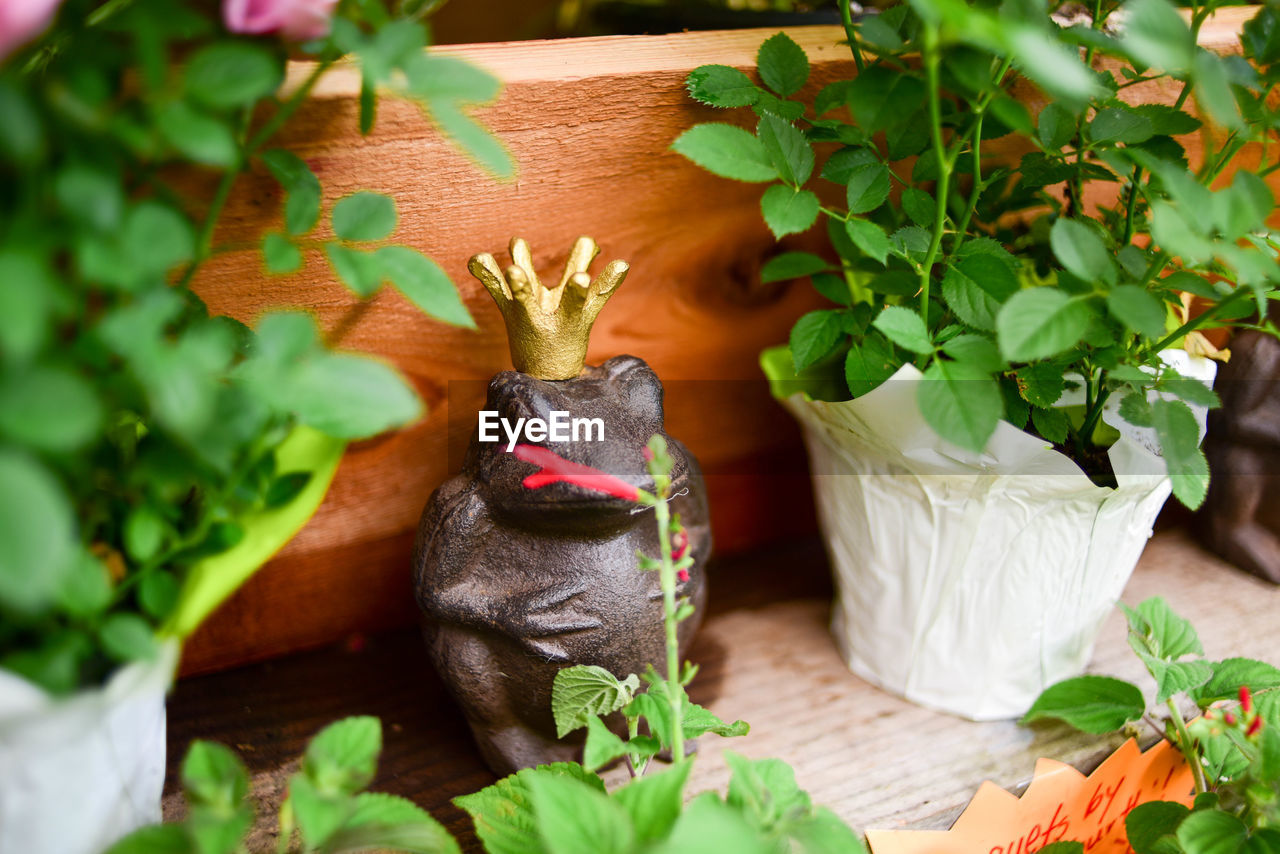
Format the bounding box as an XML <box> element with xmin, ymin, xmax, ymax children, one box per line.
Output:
<box><xmin>1240</xmin><ymin>685</ymin><xmax>1254</xmax><ymax>715</ymax></box>
<box><xmin>1224</xmin><ymin>711</ymin><xmax>1238</xmax><ymax>726</ymax></box>
<box><xmin>671</xmin><ymin>529</ymin><xmax>689</xmax><ymax>561</ymax></box>
<box><xmin>642</xmin><ymin>446</ymin><xmax>655</xmax><ymax>462</ymax></box>
<box><xmin>677</xmin><ymin>569</ymin><xmax>690</xmax><ymax>583</ymax></box>
<box><xmin>1247</xmin><ymin>716</ymin><xmax>1265</xmax><ymax>738</ymax></box>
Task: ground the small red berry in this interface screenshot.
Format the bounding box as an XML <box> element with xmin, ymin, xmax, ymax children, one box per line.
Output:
<box><xmin>1240</xmin><ymin>686</ymin><xmax>1254</xmax><ymax>714</ymax></box>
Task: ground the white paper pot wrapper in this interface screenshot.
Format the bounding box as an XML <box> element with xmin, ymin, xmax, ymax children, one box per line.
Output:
<box><xmin>0</xmin><ymin>639</ymin><xmax>178</xmax><ymax>854</ymax></box>
<box><xmin>785</xmin><ymin>354</ymin><xmax>1216</xmax><ymax>721</ymax></box>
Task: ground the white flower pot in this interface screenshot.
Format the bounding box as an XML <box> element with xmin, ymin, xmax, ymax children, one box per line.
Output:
<box><xmin>0</xmin><ymin>640</ymin><xmax>178</xmax><ymax>854</ymax></box>
<box><xmin>782</xmin><ymin>353</ymin><xmax>1216</xmax><ymax>720</ymax></box>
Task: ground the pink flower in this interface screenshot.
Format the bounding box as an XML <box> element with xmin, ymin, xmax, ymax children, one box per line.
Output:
<box><xmin>512</xmin><ymin>445</ymin><xmax>642</xmax><ymax>503</ymax></box>
<box><xmin>0</xmin><ymin>0</ymin><xmax>62</xmax><ymax>62</ymax></box>
<box><xmin>223</xmin><ymin>0</ymin><xmax>338</xmax><ymax>41</ymax></box>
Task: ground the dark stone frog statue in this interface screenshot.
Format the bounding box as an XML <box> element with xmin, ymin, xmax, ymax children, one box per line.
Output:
<box><xmin>412</xmin><ymin>238</ymin><xmax>711</xmax><ymax>775</ymax></box>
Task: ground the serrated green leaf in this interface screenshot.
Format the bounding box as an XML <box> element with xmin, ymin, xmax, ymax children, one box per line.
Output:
<box><xmin>1161</xmin><ymin>372</ymin><xmax>1220</xmax><ymax>409</ymax></box>
<box><xmin>378</xmin><ymin>245</ymin><xmax>475</xmax><ymax>328</ymax></box>
<box><xmin>847</xmin><ymin>66</ymin><xmax>925</xmax><ymax>134</ymax></box>
<box><xmin>529</xmin><ymin>772</ymin><xmax>634</xmax><ymax>854</ymax></box>
<box><xmin>551</xmin><ymin>666</ymin><xmax>640</xmax><ymax>738</ymax></box>
<box><xmin>614</xmin><ymin>763</ymin><xmax>693</xmax><ymax>845</ymax></box>
<box><xmin>919</xmin><ymin>360</ymin><xmax>1002</xmax><ymax>453</ymax></box>
<box><xmin>1176</xmin><ymin>809</ymin><xmax>1248</xmax><ymax>854</ymax></box>
<box><xmin>941</xmin><ymin>334</ymin><xmax>1003</xmax><ymax>373</ymax></box>
<box><xmin>1016</xmin><ymin>363</ymin><xmax>1067</xmax><ymax>408</ymax></box>
<box><xmin>581</xmin><ymin>715</ymin><xmax>628</xmax><ymax>773</ymax></box>
<box><xmin>844</xmin><ymin>218</ymin><xmax>890</xmax><ymax>266</ymax></box>
<box><xmin>757</xmin><ymin>32</ymin><xmax>809</xmax><ymax>97</ymax></box>
<box><xmin>1125</xmin><ymin>596</ymin><xmax>1205</xmax><ymax>661</ymax></box>
<box><xmin>672</xmin><ymin>123</ymin><xmax>777</xmax><ymax>182</ymax></box>
<box><xmin>845</xmin><ymin>335</ymin><xmax>898</xmax><ymax>398</ymax></box>
<box><xmin>761</xmin><ymin>251</ymin><xmax>830</xmax><ymax>282</ymax></box>
<box><xmin>686</xmin><ymin>65</ymin><xmax>759</xmax><ymax>108</ymax></box>
<box><xmin>1126</xmin><ymin>801</ymin><xmax>1190</xmax><ymax>854</ymax></box>
<box><xmin>790</xmin><ymin>310</ymin><xmax>846</xmax><ymax>372</ymax></box>
<box><xmin>659</xmin><ymin>793</ymin><xmax>776</xmax><ymax>854</ymax></box>
<box><xmin>1151</xmin><ymin>399</ymin><xmax>1210</xmax><ymax>509</ymax></box>
<box><xmin>872</xmin><ymin>306</ymin><xmax>931</xmax><ymax>354</ymax></box>
<box><xmin>1022</xmin><ymin>675</ymin><xmax>1147</xmax><ymax>733</ymax></box>
<box><xmin>1139</xmin><ymin>654</ymin><xmax>1214</xmax><ymax>704</ymax></box>
<box><xmin>1032</xmin><ymin>406</ymin><xmax>1071</xmax><ymax>444</ymax></box>
<box><xmin>812</xmin><ymin>272</ymin><xmax>851</xmax><ymax>306</ymax></box>
<box><xmin>324</xmin><ymin>792</ymin><xmax>461</xmax><ymax>854</ymax></box>
<box><xmin>332</xmin><ymin>192</ymin><xmax>397</xmax><ymax>242</ymax></box>
<box><xmin>454</xmin><ymin>764</ymin><xmax>606</xmax><ymax>854</ymax></box>
<box><xmin>1120</xmin><ymin>392</ymin><xmax>1155</xmax><ymax>427</ymax></box>
<box><xmin>304</xmin><ymin>715</ymin><xmax>381</xmax><ymax>796</ymax></box>
<box><xmin>758</xmin><ymin>114</ymin><xmax>814</xmax><ymax>186</ymax></box>
<box><xmin>279</xmin><ymin>352</ymin><xmax>423</xmax><ymax>440</ymax></box>
<box><xmin>1090</xmin><ymin>107</ymin><xmax>1154</xmax><ymax>146</ymax></box>
<box><xmin>1192</xmin><ymin>659</ymin><xmax>1280</xmax><ymax>705</ymax></box>
<box><xmin>997</xmin><ymin>289</ymin><xmax>1092</xmax><ymax>361</ymax></box>
<box><xmin>845</xmin><ymin>161</ymin><xmax>890</xmax><ymax>215</ymax></box>
<box><xmin>1051</xmin><ymin>218</ymin><xmax>1116</xmax><ymax>285</ymax></box>
<box><xmin>102</xmin><ymin>825</ymin><xmax>194</xmax><ymax>854</ymax></box>
<box><xmin>1123</xmin><ymin>0</ymin><xmax>1195</xmax><ymax>73</ymax></box>
<box><xmin>1038</xmin><ymin>102</ymin><xmax>1076</xmax><ymax>150</ymax></box>
<box><xmin>761</xmin><ymin>185</ymin><xmax>819</xmax><ymax>238</ymax></box>
<box><xmin>124</xmin><ymin>201</ymin><xmax>195</xmax><ymax>278</ymax></box>
<box><xmin>289</xmin><ymin>773</ymin><xmax>351</xmax><ymax>849</ymax></box>
<box><xmin>901</xmin><ymin>187</ymin><xmax>936</xmax><ymax>228</ymax></box>
<box><xmin>941</xmin><ymin>254</ymin><xmax>1021</xmax><ymax>332</ymax></box>
<box><xmin>1108</xmin><ymin>286</ymin><xmax>1168</xmax><ymax>338</ymax></box>
<box><xmin>182</xmin><ymin>740</ymin><xmax>250</xmax><ymax>812</ymax></box>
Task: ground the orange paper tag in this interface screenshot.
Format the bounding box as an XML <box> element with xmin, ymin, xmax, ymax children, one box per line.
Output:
<box><xmin>867</xmin><ymin>739</ymin><xmax>1195</xmax><ymax>854</ymax></box>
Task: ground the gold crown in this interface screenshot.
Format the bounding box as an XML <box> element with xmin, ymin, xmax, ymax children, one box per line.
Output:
<box><xmin>468</xmin><ymin>236</ymin><xmax>629</xmax><ymax>380</ymax></box>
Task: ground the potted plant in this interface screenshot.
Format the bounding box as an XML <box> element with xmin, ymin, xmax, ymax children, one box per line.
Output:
<box><xmin>674</xmin><ymin>0</ymin><xmax>1280</xmax><ymax>718</ymax></box>
<box><xmin>0</xmin><ymin>1</ymin><xmax>507</xmax><ymax>851</ymax></box>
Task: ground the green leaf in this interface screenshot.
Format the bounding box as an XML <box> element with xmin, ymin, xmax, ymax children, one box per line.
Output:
<box><xmin>304</xmin><ymin>716</ymin><xmax>381</xmax><ymax>796</ymax></box>
<box><xmin>843</xmin><ymin>218</ymin><xmax>890</xmax><ymax>266</ymax></box>
<box><xmin>725</xmin><ymin>751</ymin><xmax>808</xmax><ymax>829</ymax></box>
<box><xmin>100</xmin><ymin>613</ymin><xmax>160</xmax><ymax>664</ymax></box>
<box><xmin>901</xmin><ymin>188</ymin><xmax>936</xmax><ymax>228</ymax></box>
<box><xmin>845</xmin><ymin>161</ymin><xmax>891</xmax><ymax>215</ymax></box>
<box><xmin>124</xmin><ymin>505</ymin><xmax>166</xmax><ymax>562</ymax></box>
<box><xmin>812</xmin><ymin>273</ymin><xmax>851</xmax><ymax>306</ymax></box>
<box><xmin>757</xmin><ymin>114</ymin><xmax>814</xmax><ymax>186</ymax></box>
<box><xmin>185</xmin><ymin>42</ymin><xmax>282</xmax><ymax>109</ymax></box>
<box><xmin>1006</xmin><ymin>25</ymin><xmax>1103</xmax><ymax>103</ymax></box>
<box><xmin>1038</xmin><ymin>844</ymin><xmax>1084</xmax><ymax>854</ymax></box>
<box><xmin>672</xmin><ymin>124</ymin><xmax>777</xmax><ymax>182</ymax></box>
<box><xmin>761</xmin><ymin>185</ymin><xmax>819</xmax><ymax>238</ymax></box>
<box><xmin>57</xmin><ymin>552</ymin><xmax>112</xmax><ymax>618</ymax></box>
<box><xmin>124</xmin><ymin>201</ymin><xmax>195</xmax><ymax>278</ymax></box>
<box><xmin>1051</xmin><ymin>218</ymin><xmax>1116</xmax><ymax>285</ymax></box>
<box><xmin>0</xmin><ymin>366</ymin><xmax>101</xmax><ymax>452</ymax></box>
<box><xmin>821</xmin><ymin>146</ymin><xmax>877</xmax><ymax>184</ymax></box>
<box><xmin>1090</xmin><ymin>108</ymin><xmax>1154</xmax><ymax>146</ymax></box>
<box><xmin>290</xmin><ymin>773</ymin><xmax>351</xmax><ymax>849</ymax></box>
<box><xmin>845</xmin><ymin>336</ymin><xmax>899</xmax><ymax>398</ymax></box>
<box><xmin>1192</xmin><ymin>659</ymin><xmax>1280</xmax><ymax>705</ymax></box>
<box><xmin>454</xmin><ymin>764</ymin><xmax>606</xmax><ymax>854</ymax></box>
<box><xmin>102</xmin><ymin>826</ymin><xmax>194</xmax><ymax>854</ymax></box>
<box><xmin>1124</xmin><ymin>596</ymin><xmax>1205</xmax><ymax>661</ymax></box>
<box><xmin>156</xmin><ymin>102</ymin><xmax>238</xmax><ymax>168</ymax></box>
<box><xmin>1108</xmin><ymin>286</ymin><xmax>1168</xmax><ymax>338</ymax></box>
<box><xmin>1017</xmin><ymin>363</ymin><xmax>1067</xmax><ymax>408</ymax></box>
<box><xmin>658</xmin><ymin>793</ymin><xmax>775</xmax><ymax>854</ymax></box>
<box><xmin>1021</xmin><ymin>675</ymin><xmax>1147</xmax><ymax>733</ymax></box>
<box><xmin>1038</xmin><ymin>102</ymin><xmax>1076</xmax><ymax>150</ymax></box>
<box><xmin>872</xmin><ymin>306</ymin><xmax>932</xmax><ymax>354</ymax></box>
<box><xmin>56</xmin><ymin>165</ymin><xmax>124</xmax><ymax>232</ymax></box>
<box><xmin>332</xmin><ymin>192</ymin><xmax>397</xmax><ymax>242</ymax></box>
<box><xmin>326</xmin><ymin>244</ymin><xmax>384</xmax><ymax>297</ymax></box>
<box><xmin>265</xmin><ymin>472</ymin><xmax>311</xmax><ymax>509</ymax></box>
<box><xmin>1032</xmin><ymin>406</ymin><xmax>1071</xmax><ymax>444</ymax></box>
<box><xmin>686</xmin><ymin>65</ymin><xmax>760</xmax><ymax>108</ymax></box>
<box><xmin>941</xmin><ymin>334</ymin><xmax>1003</xmax><ymax>373</ymax></box>
<box><xmin>422</xmin><ymin>98</ymin><xmax>516</xmax><ymax>181</ymax></box>
<box><xmin>847</xmin><ymin>66</ymin><xmax>925</xmax><ymax>134</ymax></box>
<box><xmin>551</xmin><ymin>666</ymin><xmax>640</xmax><ymax>738</ymax></box>
<box><xmin>262</xmin><ymin>232</ymin><xmax>302</xmax><ymax>274</ymax></box>
<box><xmin>582</xmin><ymin>715</ymin><xmax>629</xmax><ymax>772</ymax></box>
<box><xmin>139</xmin><ymin>570</ymin><xmax>181</xmax><ymax>620</ymax></box>
<box><xmin>0</xmin><ymin>452</ymin><xmax>75</xmax><ymax>613</ymax></box>
<box><xmin>919</xmin><ymin>360</ymin><xmax>1002</xmax><ymax>453</ymax></box>
<box><xmin>1120</xmin><ymin>392</ymin><xmax>1155</xmax><ymax>427</ymax></box>
<box><xmin>285</xmin><ymin>352</ymin><xmax>423</xmax><ymax>439</ymax></box>
<box><xmin>1123</xmin><ymin>0</ymin><xmax>1195</xmax><ymax>73</ymax></box>
<box><xmin>182</xmin><ymin>740</ymin><xmax>250</xmax><ymax>812</ymax></box>
<box><xmin>761</xmin><ymin>251</ymin><xmax>830</xmax><ymax>283</ymax></box>
<box><xmin>1126</xmin><ymin>801</ymin><xmax>1190</xmax><ymax>854</ymax></box>
<box><xmin>1176</xmin><ymin>810</ymin><xmax>1249</xmax><ymax>854</ymax></box>
<box><xmin>613</xmin><ymin>763</ymin><xmax>693</xmax><ymax>845</ymax></box>
<box><xmin>1138</xmin><ymin>655</ymin><xmax>1213</xmax><ymax>704</ymax></box>
<box><xmin>1161</xmin><ymin>372</ymin><xmax>1220</xmax><ymax>409</ymax></box>
<box><xmin>1151</xmin><ymin>399</ymin><xmax>1209</xmax><ymax>509</ymax></box>
<box><xmin>527</xmin><ymin>772</ymin><xmax>633</xmax><ymax>854</ymax></box>
<box><xmin>262</xmin><ymin>150</ymin><xmax>322</xmax><ymax>236</ymax></box>
<box><xmin>324</xmin><ymin>792</ymin><xmax>461</xmax><ymax>854</ymax></box>
<box><xmin>378</xmin><ymin>245</ymin><xmax>475</xmax><ymax>328</ymax></box>
<box><xmin>997</xmin><ymin>289</ymin><xmax>1092</xmax><ymax>362</ymax></box>
<box><xmin>757</xmin><ymin>32</ymin><xmax>809</xmax><ymax>97</ymax></box>
<box><xmin>1134</xmin><ymin>104</ymin><xmax>1202</xmax><ymax>137</ymax></box>
<box><xmin>941</xmin><ymin>254</ymin><xmax>1021</xmax><ymax>332</ymax></box>
<box><xmin>790</xmin><ymin>310</ymin><xmax>846</xmax><ymax>372</ymax></box>
<box><xmin>0</xmin><ymin>251</ymin><xmax>51</xmax><ymax>362</ymax></box>
<box><xmin>1193</xmin><ymin>51</ymin><xmax>1242</xmax><ymax>131</ymax></box>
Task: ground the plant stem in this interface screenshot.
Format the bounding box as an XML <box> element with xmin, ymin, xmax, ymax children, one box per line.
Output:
<box><xmin>1121</xmin><ymin>166</ymin><xmax>1142</xmax><ymax>245</ymax></box>
<box><xmin>1149</xmin><ymin>285</ymin><xmax>1252</xmax><ymax>354</ymax></box>
<box><xmin>654</xmin><ymin>494</ymin><xmax>684</xmax><ymax>764</ymax></box>
<box><xmin>838</xmin><ymin>0</ymin><xmax>865</xmax><ymax>73</ymax></box>
<box><xmin>919</xmin><ymin>23</ymin><xmax>950</xmax><ymax>318</ymax></box>
<box><xmin>1167</xmin><ymin>698</ymin><xmax>1209</xmax><ymax>794</ymax></box>
<box><xmin>178</xmin><ymin>59</ymin><xmax>334</xmax><ymax>290</ymax></box>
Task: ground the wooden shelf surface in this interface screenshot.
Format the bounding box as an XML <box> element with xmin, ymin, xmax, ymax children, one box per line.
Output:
<box><xmin>164</xmin><ymin>529</ymin><xmax>1280</xmax><ymax>850</ymax></box>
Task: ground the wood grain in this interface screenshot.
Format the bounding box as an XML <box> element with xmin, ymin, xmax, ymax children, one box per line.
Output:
<box><xmin>181</xmin><ymin>12</ymin><xmax>1268</xmax><ymax>675</ymax></box>
<box><xmin>165</xmin><ymin>530</ymin><xmax>1280</xmax><ymax>849</ymax></box>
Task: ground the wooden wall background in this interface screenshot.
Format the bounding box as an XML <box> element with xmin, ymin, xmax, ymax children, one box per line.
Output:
<box><xmin>181</xmin><ymin>11</ymin><xmax>1266</xmax><ymax>675</ymax></box>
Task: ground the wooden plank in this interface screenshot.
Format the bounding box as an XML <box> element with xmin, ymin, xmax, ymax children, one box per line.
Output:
<box><xmin>164</xmin><ymin>530</ymin><xmax>1280</xmax><ymax>848</ymax></box>
<box><xmin>181</xmin><ymin>12</ymin><xmax>1266</xmax><ymax>674</ymax></box>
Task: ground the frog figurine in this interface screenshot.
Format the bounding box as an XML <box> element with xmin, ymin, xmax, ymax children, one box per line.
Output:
<box><xmin>412</xmin><ymin>237</ymin><xmax>711</xmax><ymax>775</ymax></box>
